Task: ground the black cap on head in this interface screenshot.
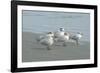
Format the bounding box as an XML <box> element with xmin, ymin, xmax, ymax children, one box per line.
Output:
<box><xmin>59</xmin><ymin>28</ymin><xmax>64</xmax><ymax>31</ymax></box>
<box><xmin>47</xmin><ymin>32</ymin><xmax>52</xmax><ymax>34</ymax></box>
<box><xmin>64</xmin><ymin>32</ymin><xmax>68</xmax><ymax>35</ymax></box>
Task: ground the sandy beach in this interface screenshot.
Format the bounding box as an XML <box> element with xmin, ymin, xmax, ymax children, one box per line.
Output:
<box><xmin>22</xmin><ymin>32</ymin><xmax>90</xmax><ymax>62</ymax></box>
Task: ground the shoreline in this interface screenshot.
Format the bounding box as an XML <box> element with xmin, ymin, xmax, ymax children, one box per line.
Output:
<box><xmin>22</xmin><ymin>32</ymin><xmax>90</xmax><ymax>62</ymax></box>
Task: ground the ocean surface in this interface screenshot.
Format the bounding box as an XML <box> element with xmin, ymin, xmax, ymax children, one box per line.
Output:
<box><xmin>22</xmin><ymin>10</ymin><xmax>90</xmax><ymax>41</ymax></box>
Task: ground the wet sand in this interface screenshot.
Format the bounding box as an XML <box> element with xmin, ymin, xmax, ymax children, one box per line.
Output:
<box><xmin>22</xmin><ymin>32</ymin><xmax>90</xmax><ymax>62</ymax></box>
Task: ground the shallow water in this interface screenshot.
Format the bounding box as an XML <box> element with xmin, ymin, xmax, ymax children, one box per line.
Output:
<box><xmin>22</xmin><ymin>10</ymin><xmax>90</xmax><ymax>42</ymax></box>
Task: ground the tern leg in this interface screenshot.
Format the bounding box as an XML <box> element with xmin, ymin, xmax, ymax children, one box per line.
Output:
<box><xmin>47</xmin><ymin>46</ymin><xmax>51</xmax><ymax>50</ymax></box>
<box><xmin>76</xmin><ymin>39</ymin><xmax>79</xmax><ymax>46</ymax></box>
<box><xmin>63</xmin><ymin>42</ymin><xmax>67</xmax><ymax>47</ymax></box>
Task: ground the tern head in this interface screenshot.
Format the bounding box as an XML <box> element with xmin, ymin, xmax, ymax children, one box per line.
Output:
<box><xmin>59</xmin><ymin>28</ymin><xmax>64</xmax><ymax>31</ymax></box>
<box><xmin>64</xmin><ymin>32</ymin><xmax>68</xmax><ymax>35</ymax></box>
<box><xmin>77</xmin><ymin>32</ymin><xmax>83</xmax><ymax>35</ymax></box>
<box><xmin>47</xmin><ymin>32</ymin><xmax>54</xmax><ymax>37</ymax></box>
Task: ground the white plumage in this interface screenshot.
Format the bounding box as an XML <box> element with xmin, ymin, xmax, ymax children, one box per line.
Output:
<box><xmin>54</xmin><ymin>32</ymin><xmax>69</xmax><ymax>46</ymax></box>
<box><xmin>69</xmin><ymin>32</ymin><xmax>83</xmax><ymax>46</ymax></box>
<box><xmin>36</xmin><ymin>32</ymin><xmax>54</xmax><ymax>50</ymax></box>
<box><xmin>36</xmin><ymin>27</ymin><xmax>83</xmax><ymax>49</ymax></box>
<box><xmin>53</xmin><ymin>28</ymin><xmax>70</xmax><ymax>46</ymax></box>
<box><xmin>54</xmin><ymin>28</ymin><xmax>65</xmax><ymax>38</ymax></box>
